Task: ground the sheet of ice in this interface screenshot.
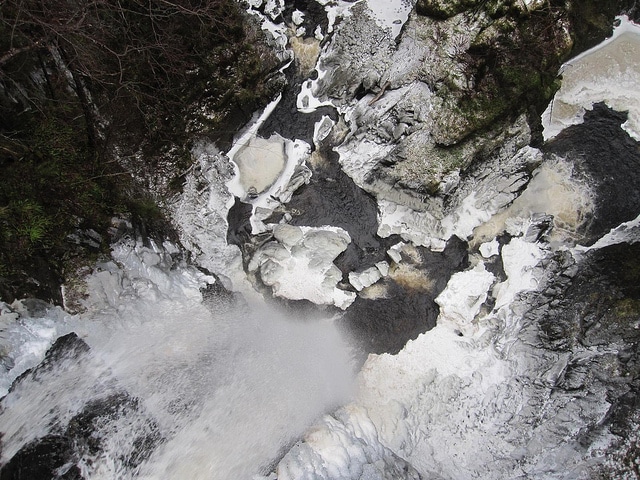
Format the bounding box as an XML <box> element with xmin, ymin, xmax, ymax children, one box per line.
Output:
<box><xmin>542</xmin><ymin>16</ymin><xmax>640</xmax><ymax>140</ymax></box>
<box><xmin>230</xmin><ymin>135</ymin><xmax>287</xmax><ymax>194</ymax></box>
<box><xmin>227</xmin><ymin>95</ymin><xmax>312</xmax><ymax>234</ymax></box>
<box><xmin>170</xmin><ymin>142</ymin><xmax>250</xmax><ymax>293</ymax></box>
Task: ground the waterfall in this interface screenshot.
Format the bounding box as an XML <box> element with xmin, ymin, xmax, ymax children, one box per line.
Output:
<box><xmin>0</xmin><ymin>241</ymin><xmax>354</xmax><ymax>479</ymax></box>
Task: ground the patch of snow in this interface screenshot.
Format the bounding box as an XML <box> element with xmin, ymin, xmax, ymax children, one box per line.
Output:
<box><xmin>248</xmin><ymin>225</ymin><xmax>356</xmax><ymax>309</ymax></box>
<box><xmin>441</xmin><ymin>191</ymin><xmax>495</xmax><ymax>240</ymax></box>
<box><xmin>297</xmin><ymin>65</ymin><xmax>334</xmax><ymax>113</ymax></box>
<box><xmin>349</xmin><ymin>265</ymin><xmax>383</xmax><ymax>292</ymax></box>
<box><xmin>276</xmin><ymin>405</ymin><xmax>421</xmax><ymax>480</ymax></box>
<box><xmin>292</xmin><ymin>9</ymin><xmax>305</xmax><ymax>26</ymax></box>
<box><xmin>479</xmin><ymin>239</ymin><xmax>500</xmax><ymax>258</ymax></box>
<box><xmin>386</xmin><ymin>242</ymin><xmax>405</xmax><ymax>263</ymax></box>
<box><xmin>435</xmin><ymin>263</ymin><xmax>494</xmax><ymax>337</ymax></box>
<box><xmin>365</xmin><ymin>0</ymin><xmax>415</xmax><ymax>39</ymax></box>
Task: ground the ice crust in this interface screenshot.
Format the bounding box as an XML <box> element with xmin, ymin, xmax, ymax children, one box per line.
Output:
<box><xmin>543</xmin><ymin>16</ymin><xmax>640</xmax><ymax>141</ymax></box>
<box><xmin>249</xmin><ymin>225</ymin><xmax>356</xmax><ymax>309</ymax></box>
<box><xmin>277</xmin><ymin>234</ymin><xmax>616</xmax><ymax>478</ymax></box>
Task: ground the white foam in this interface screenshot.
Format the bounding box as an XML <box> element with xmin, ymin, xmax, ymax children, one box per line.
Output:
<box><xmin>0</xmin><ymin>303</ymin><xmax>70</xmax><ymax>397</ymax></box>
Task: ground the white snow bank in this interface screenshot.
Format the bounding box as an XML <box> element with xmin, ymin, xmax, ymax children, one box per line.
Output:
<box><xmin>543</xmin><ymin>16</ymin><xmax>640</xmax><ymax>140</ymax></box>
<box><xmin>249</xmin><ymin>225</ymin><xmax>356</xmax><ymax>309</ymax></box>
<box><xmin>435</xmin><ymin>263</ymin><xmax>494</xmax><ymax>336</ymax></box>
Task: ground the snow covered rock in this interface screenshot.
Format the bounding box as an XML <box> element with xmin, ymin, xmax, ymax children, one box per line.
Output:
<box><xmin>248</xmin><ymin>225</ymin><xmax>356</xmax><ymax>309</ymax></box>
<box><xmin>348</xmin><ymin>262</ymin><xmax>388</xmax><ymax>292</ymax></box>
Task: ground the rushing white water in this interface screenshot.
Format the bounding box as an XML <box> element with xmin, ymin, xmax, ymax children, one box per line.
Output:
<box><xmin>0</xmin><ymin>240</ymin><xmax>354</xmax><ymax>479</ymax></box>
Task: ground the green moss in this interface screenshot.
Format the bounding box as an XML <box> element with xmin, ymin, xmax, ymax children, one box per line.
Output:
<box><xmin>614</xmin><ymin>298</ymin><xmax>640</xmax><ymax>318</ymax></box>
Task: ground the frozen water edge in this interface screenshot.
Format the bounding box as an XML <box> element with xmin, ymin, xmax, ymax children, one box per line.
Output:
<box><xmin>542</xmin><ymin>16</ymin><xmax>640</xmax><ymax>141</ymax></box>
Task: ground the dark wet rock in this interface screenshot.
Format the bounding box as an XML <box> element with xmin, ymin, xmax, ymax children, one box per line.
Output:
<box><xmin>0</xmin><ymin>393</ymin><xmax>161</xmax><ymax>480</ymax></box>
<box><xmin>523</xmin><ymin>213</ymin><xmax>554</xmax><ymax>242</ymax></box>
<box><xmin>514</xmin><ymin>239</ymin><xmax>640</xmax><ymax>476</ymax></box>
<box><xmin>0</xmin><ymin>434</ymin><xmax>83</xmax><ymax>480</ymax></box>
<box><xmin>8</xmin><ymin>334</ymin><xmax>90</xmax><ymax>394</ymax></box>
<box><xmin>344</xmin><ymin>278</ymin><xmax>438</xmax><ymax>356</ymax></box>
<box><xmin>255</xmin><ymin>0</ymin><xmax>337</xmax><ymax>144</ymax></box>
<box><xmin>544</xmin><ymin>104</ymin><xmax>640</xmax><ymax>244</ymax></box>
<box><xmin>227</xmin><ymin>197</ymin><xmax>254</xmax><ymax>249</ymax></box>
<box><xmin>274</xmin><ymin>147</ymin><xmax>388</xmax><ymax>274</ymax></box>
<box><xmin>1</xmin><ymin>335</ymin><xmax>161</xmax><ymax>479</ymax></box>
<box><xmin>282</xmin><ymin>0</ymin><xmax>330</xmax><ymax>39</ymax></box>
<box><xmin>344</xmin><ymin>236</ymin><xmax>469</xmax><ymax>355</ymax></box>
<box><xmin>258</xmin><ymin>47</ymin><xmax>338</xmax><ymax>144</ymax></box>
<box><xmin>567</xmin><ymin>0</ymin><xmax>640</xmax><ymax>54</ymax></box>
